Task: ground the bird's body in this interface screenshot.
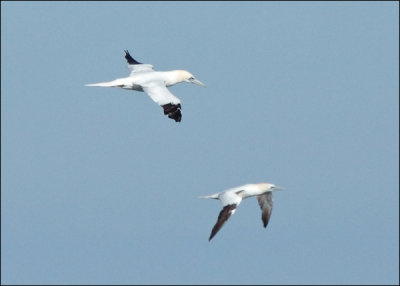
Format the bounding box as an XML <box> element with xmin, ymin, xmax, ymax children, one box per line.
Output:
<box><xmin>85</xmin><ymin>50</ymin><xmax>205</xmax><ymax>122</ymax></box>
<box><xmin>199</xmin><ymin>183</ymin><xmax>284</xmax><ymax>241</ymax></box>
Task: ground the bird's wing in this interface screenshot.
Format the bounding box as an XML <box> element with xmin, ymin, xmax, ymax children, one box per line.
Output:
<box><xmin>257</xmin><ymin>192</ymin><xmax>274</xmax><ymax>228</ymax></box>
<box><xmin>124</xmin><ymin>50</ymin><xmax>154</xmax><ymax>75</ymax></box>
<box><xmin>208</xmin><ymin>192</ymin><xmax>242</xmax><ymax>241</ymax></box>
<box><xmin>209</xmin><ymin>204</ymin><xmax>237</xmax><ymax>241</ymax></box>
<box><xmin>128</xmin><ymin>64</ymin><xmax>154</xmax><ymax>75</ymax></box>
<box><xmin>142</xmin><ymin>83</ymin><xmax>182</xmax><ymax>122</ymax></box>
<box><xmin>124</xmin><ymin>50</ymin><xmax>142</xmax><ymax>65</ymax></box>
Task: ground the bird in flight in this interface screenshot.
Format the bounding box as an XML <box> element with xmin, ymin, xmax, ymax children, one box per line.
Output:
<box><xmin>199</xmin><ymin>183</ymin><xmax>284</xmax><ymax>241</ymax></box>
<box><xmin>85</xmin><ymin>50</ymin><xmax>205</xmax><ymax>122</ymax></box>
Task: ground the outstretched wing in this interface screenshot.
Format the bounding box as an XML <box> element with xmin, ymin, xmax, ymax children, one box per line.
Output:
<box><xmin>257</xmin><ymin>192</ymin><xmax>274</xmax><ymax>228</ymax></box>
<box><xmin>208</xmin><ymin>191</ymin><xmax>242</xmax><ymax>241</ymax></box>
<box><xmin>209</xmin><ymin>204</ymin><xmax>237</xmax><ymax>241</ymax></box>
<box><xmin>142</xmin><ymin>83</ymin><xmax>182</xmax><ymax>122</ymax></box>
<box><xmin>124</xmin><ymin>50</ymin><xmax>154</xmax><ymax>75</ymax></box>
<box><xmin>124</xmin><ymin>50</ymin><xmax>142</xmax><ymax>65</ymax></box>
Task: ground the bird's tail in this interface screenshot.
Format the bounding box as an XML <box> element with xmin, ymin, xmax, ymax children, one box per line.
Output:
<box><xmin>198</xmin><ymin>193</ymin><xmax>219</xmax><ymax>199</ymax></box>
<box><xmin>85</xmin><ymin>78</ymin><xmax>127</xmax><ymax>88</ymax></box>
<box><xmin>85</xmin><ymin>81</ymin><xmax>119</xmax><ymax>87</ymax></box>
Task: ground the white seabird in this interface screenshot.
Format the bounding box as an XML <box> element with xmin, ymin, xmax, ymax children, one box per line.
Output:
<box><xmin>199</xmin><ymin>183</ymin><xmax>284</xmax><ymax>241</ymax></box>
<box><xmin>85</xmin><ymin>50</ymin><xmax>205</xmax><ymax>122</ymax></box>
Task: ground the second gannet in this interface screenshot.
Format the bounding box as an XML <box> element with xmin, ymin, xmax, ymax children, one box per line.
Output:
<box><xmin>199</xmin><ymin>183</ymin><xmax>284</xmax><ymax>241</ymax></box>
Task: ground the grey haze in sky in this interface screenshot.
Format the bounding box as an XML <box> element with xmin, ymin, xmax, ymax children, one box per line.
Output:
<box><xmin>2</xmin><ymin>2</ymin><xmax>399</xmax><ymax>285</ymax></box>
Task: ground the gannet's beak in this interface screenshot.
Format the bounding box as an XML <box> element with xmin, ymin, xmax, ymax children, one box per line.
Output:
<box><xmin>189</xmin><ymin>78</ymin><xmax>206</xmax><ymax>87</ymax></box>
<box><xmin>274</xmin><ymin>186</ymin><xmax>284</xmax><ymax>191</ymax></box>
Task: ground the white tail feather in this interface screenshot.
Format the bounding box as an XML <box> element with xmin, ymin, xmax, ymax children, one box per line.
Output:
<box><xmin>198</xmin><ymin>193</ymin><xmax>219</xmax><ymax>199</ymax></box>
<box><xmin>85</xmin><ymin>82</ymin><xmax>117</xmax><ymax>87</ymax></box>
<box><xmin>85</xmin><ymin>77</ymin><xmax>130</xmax><ymax>87</ymax></box>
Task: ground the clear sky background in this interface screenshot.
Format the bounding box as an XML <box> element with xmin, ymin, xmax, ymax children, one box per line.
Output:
<box><xmin>2</xmin><ymin>2</ymin><xmax>399</xmax><ymax>285</ymax></box>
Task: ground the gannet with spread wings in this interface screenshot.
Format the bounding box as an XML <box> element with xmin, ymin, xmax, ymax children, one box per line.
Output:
<box><xmin>85</xmin><ymin>50</ymin><xmax>205</xmax><ymax>122</ymax></box>
<box><xmin>199</xmin><ymin>183</ymin><xmax>284</xmax><ymax>241</ymax></box>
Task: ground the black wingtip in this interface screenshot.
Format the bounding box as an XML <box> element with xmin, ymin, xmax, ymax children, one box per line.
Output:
<box><xmin>208</xmin><ymin>226</ymin><xmax>219</xmax><ymax>242</ymax></box>
<box><xmin>208</xmin><ymin>233</ymin><xmax>215</xmax><ymax>242</ymax></box>
<box><xmin>162</xmin><ymin>103</ymin><xmax>182</xmax><ymax>122</ymax></box>
<box><xmin>208</xmin><ymin>232</ymin><xmax>214</xmax><ymax>241</ymax></box>
<box><xmin>124</xmin><ymin>50</ymin><xmax>142</xmax><ymax>65</ymax></box>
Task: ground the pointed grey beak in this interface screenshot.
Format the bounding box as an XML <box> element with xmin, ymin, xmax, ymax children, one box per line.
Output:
<box><xmin>189</xmin><ymin>78</ymin><xmax>206</xmax><ymax>87</ymax></box>
<box><xmin>274</xmin><ymin>186</ymin><xmax>284</xmax><ymax>191</ymax></box>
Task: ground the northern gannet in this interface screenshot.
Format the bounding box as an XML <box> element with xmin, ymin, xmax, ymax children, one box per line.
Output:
<box><xmin>85</xmin><ymin>50</ymin><xmax>205</xmax><ymax>122</ymax></box>
<box><xmin>199</xmin><ymin>183</ymin><xmax>284</xmax><ymax>241</ymax></box>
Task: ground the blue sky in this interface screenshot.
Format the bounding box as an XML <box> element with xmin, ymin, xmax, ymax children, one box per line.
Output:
<box><xmin>1</xmin><ymin>1</ymin><xmax>399</xmax><ymax>285</ymax></box>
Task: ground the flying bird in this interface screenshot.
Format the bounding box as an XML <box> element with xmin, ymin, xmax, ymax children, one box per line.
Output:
<box><xmin>199</xmin><ymin>183</ymin><xmax>284</xmax><ymax>241</ymax></box>
<box><xmin>85</xmin><ymin>50</ymin><xmax>205</xmax><ymax>122</ymax></box>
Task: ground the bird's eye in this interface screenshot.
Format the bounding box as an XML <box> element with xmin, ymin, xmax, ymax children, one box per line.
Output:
<box><xmin>189</xmin><ymin>77</ymin><xmax>194</xmax><ymax>80</ymax></box>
